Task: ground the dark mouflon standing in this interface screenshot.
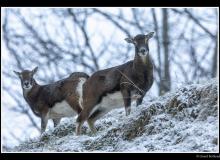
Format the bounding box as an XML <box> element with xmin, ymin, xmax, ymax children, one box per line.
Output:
<box><xmin>14</xmin><ymin>67</ymin><xmax>94</xmax><ymax>134</ymax></box>
<box><xmin>76</xmin><ymin>32</ymin><xmax>154</xmax><ymax>135</ymax></box>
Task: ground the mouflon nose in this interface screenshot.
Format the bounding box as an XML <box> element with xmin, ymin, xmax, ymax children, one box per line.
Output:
<box><xmin>140</xmin><ymin>48</ymin><xmax>146</xmax><ymax>53</ymax></box>
<box><xmin>24</xmin><ymin>81</ymin><xmax>29</xmax><ymax>86</ymax></box>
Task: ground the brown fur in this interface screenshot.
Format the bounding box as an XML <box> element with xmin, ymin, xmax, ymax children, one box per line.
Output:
<box><xmin>14</xmin><ymin>68</ymin><xmax>89</xmax><ymax>133</ymax></box>
<box><xmin>76</xmin><ymin>33</ymin><xmax>154</xmax><ymax>135</ymax></box>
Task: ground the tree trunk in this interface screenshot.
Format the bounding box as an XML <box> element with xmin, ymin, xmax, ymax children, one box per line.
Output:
<box><xmin>161</xmin><ymin>8</ymin><xmax>171</xmax><ymax>95</ymax></box>
<box><xmin>151</xmin><ymin>9</ymin><xmax>162</xmax><ymax>95</ymax></box>
<box><xmin>211</xmin><ymin>10</ymin><xmax>218</xmax><ymax>78</ymax></box>
<box><xmin>211</xmin><ymin>35</ymin><xmax>218</xmax><ymax>78</ymax></box>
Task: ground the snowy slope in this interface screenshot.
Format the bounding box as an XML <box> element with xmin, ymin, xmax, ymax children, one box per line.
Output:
<box><xmin>6</xmin><ymin>78</ymin><xmax>218</xmax><ymax>152</ymax></box>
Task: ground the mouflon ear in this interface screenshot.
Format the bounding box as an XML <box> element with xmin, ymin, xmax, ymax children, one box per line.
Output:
<box><xmin>32</xmin><ymin>66</ymin><xmax>38</xmax><ymax>75</ymax></box>
<box><xmin>145</xmin><ymin>32</ymin><xmax>154</xmax><ymax>40</ymax></box>
<box><xmin>125</xmin><ymin>37</ymin><xmax>135</xmax><ymax>44</ymax></box>
<box><xmin>14</xmin><ymin>70</ymin><xmax>21</xmax><ymax>76</ymax></box>
<box><xmin>13</xmin><ymin>70</ymin><xmax>22</xmax><ymax>78</ymax></box>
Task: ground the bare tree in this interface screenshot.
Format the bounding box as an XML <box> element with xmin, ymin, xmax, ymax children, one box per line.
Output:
<box><xmin>160</xmin><ymin>9</ymin><xmax>171</xmax><ymax>94</ymax></box>
<box><xmin>211</xmin><ymin>9</ymin><xmax>218</xmax><ymax>78</ymax></box>
<box><xmin>151</xmin><ymin>8</ymin><xmax>162</xmax><ymax>94</ymax></box>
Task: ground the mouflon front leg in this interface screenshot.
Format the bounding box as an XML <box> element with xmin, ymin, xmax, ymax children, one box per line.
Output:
<box><xmin>41</xmin><ymin>114</ymin><xmax>49</xmax><ymax>134</ymax></box>
<box><xmin>40</xmin><ymin>107</ymin><xmax>50</xmax><ymax>134</ymax></box>
<box><xmin>136</xmin><ymin>96</ymin><xmax>144</xmax><ymax>107</ymax></box>
<box><xmin>121</xmin><ymin>89</ymin><xmax>131</xmax><ymax>116</ymax></box>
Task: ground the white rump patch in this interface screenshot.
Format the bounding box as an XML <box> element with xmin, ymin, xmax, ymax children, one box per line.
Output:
<box><xmin>49</xmin><ymin>100</ymin><xmax>76</xmax><ymax>119</ymax></box>
<box><xmin>76</xmin><ymin>77</ymin><xmax>87</xmax><ymax>109</ymax></box>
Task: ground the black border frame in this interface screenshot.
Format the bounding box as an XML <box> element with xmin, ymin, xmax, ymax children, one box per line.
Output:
<box><xmin>1</xmin><ymin>0</ymin><xmax>220</xmax><ymax>7</ymax></box>
<box><xmin>1</xmin><ymin>0</ymin><xmax>219</xmax><ymax>159</ymax></box>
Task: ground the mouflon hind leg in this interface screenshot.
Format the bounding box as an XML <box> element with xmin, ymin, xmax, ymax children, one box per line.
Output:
<box><xmin>87</xmin><ymin>108</ymin><xmax>110</xmax><ymax>134</ymax></box>
<box><xmin>75</xmin><ymin>121</ymin><xmax>83</xmax><ymax>135</ymax></box>
<box><xmin>87</xmin><ymin>119</ymin><xmax>97</xmax><ymax>134</ymax></box>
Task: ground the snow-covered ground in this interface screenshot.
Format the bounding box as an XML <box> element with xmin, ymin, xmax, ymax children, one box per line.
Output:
<box><xmin>5</xmin><ymin>78</ymin><xmax>218</xmax><ymax>152</ymax></box>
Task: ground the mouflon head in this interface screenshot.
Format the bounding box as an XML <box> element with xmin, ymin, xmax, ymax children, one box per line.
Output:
<box><xmin>125</xmin><ymin>32</ymin><xmax>154</xmax><ymax>61</ymax></box>
<box><xmin>14</xmin><ymin>67</ymin><xmax>38</xmax><ymax>90</ymax></box>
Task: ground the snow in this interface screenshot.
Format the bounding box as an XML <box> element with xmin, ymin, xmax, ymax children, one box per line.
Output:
<box><xmin>4</xmin><ymin>78</ymin><xmax>218</xmax><ymax>152</ymax></box>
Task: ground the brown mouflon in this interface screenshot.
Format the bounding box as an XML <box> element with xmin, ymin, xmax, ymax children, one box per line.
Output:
<box><xmin>76</xmin><ymin>32</ymin><xmax>154</xmax><ymax>135</ymax></box>
<box><xmin>14</xmin><ymin>67</ymin><xmax>96</xmax><ymax>134</ymax></box>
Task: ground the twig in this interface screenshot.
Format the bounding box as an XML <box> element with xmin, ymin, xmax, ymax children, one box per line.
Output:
<box><xmin>116</xmin><ymin>69</ymin><xmax>145</xmax><ymax>94</ymax></box>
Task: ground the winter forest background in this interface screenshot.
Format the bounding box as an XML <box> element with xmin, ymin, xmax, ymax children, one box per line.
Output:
<box><xmin>1</xmin><ymin>8</ymin><xmax>218</xmax><ymax>149</ymax></box>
